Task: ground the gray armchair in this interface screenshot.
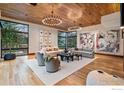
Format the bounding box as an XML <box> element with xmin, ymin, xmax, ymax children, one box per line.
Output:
<box><xmin>36</xmin><ymin>52</ymin><xmax>45</xmax><ymax>66</ymax></box>
<box><xmin>45</xmin><ymin>57</ymin><xmax>60</xmax><ymax>73</ymax></box>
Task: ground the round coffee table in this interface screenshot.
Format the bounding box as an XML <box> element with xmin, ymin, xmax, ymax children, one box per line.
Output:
<box><xmin>57</xmin><ymin>53</ymin><xmax>74</xmax><ymax>62</ymax></box>
<box><xmin>74</xmin><ymin>53</ymin><xmax>82</xmax><ymax>60</ymax></box>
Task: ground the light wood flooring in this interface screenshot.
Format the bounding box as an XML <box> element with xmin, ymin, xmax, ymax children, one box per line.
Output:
<box><xmin>0</xmin><ymin>54</ymin><xmax>123</xmax><ymax>85</ymax></box>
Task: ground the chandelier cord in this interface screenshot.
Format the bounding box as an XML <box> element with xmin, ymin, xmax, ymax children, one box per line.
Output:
<box><xmin>73</xmin><ymin>21</ymin><xmax>76</xmax><ymax>26</ymax></box>
<box><xmin>51</xmin><ymin>4</ymin><xmax>54</xmax><ymax>15</ymax></box>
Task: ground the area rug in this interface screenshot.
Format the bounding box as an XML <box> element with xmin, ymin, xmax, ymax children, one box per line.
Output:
<box><xmin>26</xmin><ymin>57</ymin><xmax>94</xmax><ymax>85</ymax></box>
<box><xmin>86</xmin><ymin>70</ymin><xmax>124</xmax><ymax>85</ymax></box>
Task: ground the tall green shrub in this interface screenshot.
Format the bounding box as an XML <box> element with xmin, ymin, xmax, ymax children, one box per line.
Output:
<box><xmin>1</xmin><ymin>23</ymin><xmax>20</xmax><ymax>53</ymax></box>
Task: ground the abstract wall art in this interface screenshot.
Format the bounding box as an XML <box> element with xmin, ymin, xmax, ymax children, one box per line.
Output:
<box><xmin>80</xmin><ymin>33</ymin><xmax>94</xmax><ymax>50</ymax></box>
<box><xmin>96</xmin><ymin>30</ymin><xmax>120</xmax><ymax>53</ymax></box>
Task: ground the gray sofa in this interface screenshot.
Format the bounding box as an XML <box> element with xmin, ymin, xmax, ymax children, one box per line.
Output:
<box><xmin>74</xmin><ymin>49</ymin><xmax>94</xmax><ymax>58</ymax></box>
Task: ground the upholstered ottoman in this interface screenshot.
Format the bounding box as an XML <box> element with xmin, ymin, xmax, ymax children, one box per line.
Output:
<box><xmin>86</xmin><ymin>70</ymin><xmax>124</xmax><ymax>85</ymax></box>
<box><xmin>4</xmin><ymin>53</ymin><xmax>16</xmax><ymax>60</ymax></box>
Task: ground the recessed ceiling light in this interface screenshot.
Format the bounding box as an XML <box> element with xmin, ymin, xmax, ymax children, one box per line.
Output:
<box><xmin>120</xmin><ymin>26</ymin><xmax>124</xmax><ymax>29</ymax></box>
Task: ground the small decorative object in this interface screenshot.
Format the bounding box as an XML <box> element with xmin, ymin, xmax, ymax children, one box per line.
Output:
<box><xmin>68</xmin><ymin>51</ymin><xmax>71</xmax><ymax>53</ymax></box>
<box><xmin>75</xmin><ymin>48</ymin><xmax>78</xmax><ymax>50</ymax></box>
<box><xmin>64</xmin><ymin>48</ymin><xmax>68</xmax><ymax>53</ymax></box>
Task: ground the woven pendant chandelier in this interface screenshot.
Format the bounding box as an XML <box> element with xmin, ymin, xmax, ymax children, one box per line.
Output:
<box><xmin>42</xmin><ymin>4</ymin><xmax>62</xmax><ymax>26</ymax></box>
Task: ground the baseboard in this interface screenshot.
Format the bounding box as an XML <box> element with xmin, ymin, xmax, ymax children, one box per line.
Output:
<box><xmin>95</xmin><ymin>53</ymin><xmax>123</xmax><ymax>58</ymax></box>
<box><xmin>28</xmin><ymin>53</ymin><xmax>35</xmax><ymax>55</ymax></box>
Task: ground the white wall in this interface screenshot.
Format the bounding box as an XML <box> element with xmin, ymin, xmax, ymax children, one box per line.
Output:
<box><xmin>77</xmin><ymin>12</ymin><xmax>123</xmax><ymax>56</ymax></box>
<box><xmin>0</xmin><ymin>17</ymin><xmax>59</xmax><ymax>54</ymax></box>
<box><xmin>29</xmin><ymin>23</ymin><xmax>41</xmax><ymax>53</ymax></box>
<box><xmin>101</xmin><ymin>12</ymin><xmax>120</xmax><ymax>28</ymax></box>
<box><xmin>50</xmin><ymin>29</ymin><xmax>58</xmax><ymax>47</ymax></box>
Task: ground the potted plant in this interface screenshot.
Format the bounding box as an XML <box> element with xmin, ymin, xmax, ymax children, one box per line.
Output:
<box><xmin>44</xmin><ymin>55</ymin><xmax>54</xmax><ymax>63</ymax></box>
<box><xmin>1</xmin><ymin>23</ymin><xmax>20</xmax><ymax>60</ymax></box>
<box><xmin>44</xmin><ymin>55</ymin><xmax>60</xmax><ymax>73</ymax></box>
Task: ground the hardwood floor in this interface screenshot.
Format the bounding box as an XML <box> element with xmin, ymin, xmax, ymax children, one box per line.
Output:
<box><xmin>0</xmin><ymin>54</ymin><xmax>123</xmax><ymax>85</ymax></box>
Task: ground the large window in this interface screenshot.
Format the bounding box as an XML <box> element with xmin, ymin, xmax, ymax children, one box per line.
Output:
<box><xmin>0</xmin><ymin>20</ymin><xmax>29</xmax><ymax>58</ymax></box>
<box><xmin>67</xmin><ymin>32</ymin><xmax>77</xmax><ymax>48</ymax></box>
<box><xmin>58</xmin><ymin>32</ymin><xmax>66</xmax><ymax>48</ymax></box>
<box><xmin>58</xmin><ymin>31</ymin><xmax>77</xmax><ymax>49</ymax></box>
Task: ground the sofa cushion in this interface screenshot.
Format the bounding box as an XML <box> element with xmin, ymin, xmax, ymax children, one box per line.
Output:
<box><xmin>83</xmin><ymin>49</ymin><xmax>93</xmax><ymax>52</ymax></box>
<box><xmin>40</xmin><ymin>47</ymin><xmax>63</xmax><ymax>57</ymax></box>
<box><xmin>82</xmin><ymin>51</ymin><xmax>93</xmax><ymax>54</ymax></box>
<box><xmin>54</xmin><ymin>48</ymin><xmax>59</xmax><ymax>51</ymax></box>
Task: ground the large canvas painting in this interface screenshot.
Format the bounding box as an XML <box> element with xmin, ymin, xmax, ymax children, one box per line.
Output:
<box><xmin>80</xmin><ymin>33</ymin><xmax>94</xmax><ymax>50</ymax></box>
<box><xmin>96</xmin><ymin>30</ymin><xmax>120</xmax><ymax>53</ymax></box>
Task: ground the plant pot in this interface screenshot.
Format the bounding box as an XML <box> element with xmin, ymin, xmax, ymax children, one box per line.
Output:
<box><xmin>4</xmin><ymin>53</ymin><xmax>16</xmax><ymax>60</ymax></box>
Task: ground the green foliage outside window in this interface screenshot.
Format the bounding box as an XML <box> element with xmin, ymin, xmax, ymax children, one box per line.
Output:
<box><xmin>0</xmin><ymin>20</ymin><xmax>29</xmax><ymax>57</ymax></box>
<box><xmin>58</xmin><ymin>31</ymin><xmax>77</xmax><ymax>49</ymax></box>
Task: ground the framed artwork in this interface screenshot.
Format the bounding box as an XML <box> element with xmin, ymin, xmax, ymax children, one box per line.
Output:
<box><xmin>96</xmin><ymin>30</ymin><xmax>120</xmax><ymax>53</ymax></box>
<box><xmin>80</xmin><ymin>33</ymin><xmax>94</xmax><ymax>50</ymax></box>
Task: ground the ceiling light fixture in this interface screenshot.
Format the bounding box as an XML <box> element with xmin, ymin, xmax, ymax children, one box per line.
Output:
<box><xmin>42</xmin><ymin>4</ymin><xmax>62</xmax><ymax>26</ymax></box>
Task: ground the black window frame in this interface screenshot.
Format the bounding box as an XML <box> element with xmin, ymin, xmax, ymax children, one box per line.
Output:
<box><xmin>58</xmin><ymin>31</ymin><xmax>67</xmax><ymax>49</ymax></box>
<box><xmin>67</xmin><ymin>31</ymin><xmax>77</xmax><ymax>48</ymax></box>
<box><xmin>0</xmin><ymin>19</ymin><xmax>29</xmax><ymax>58</ymax></box>
<box><xmin>58</xmin><ymin>31</ymin><xmax>77</xmax><ymax>49</ymax></box>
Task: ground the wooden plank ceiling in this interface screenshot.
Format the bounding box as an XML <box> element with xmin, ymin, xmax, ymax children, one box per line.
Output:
<box><xmin>0</xmin><ymin>3</ymin><xmax>120</xmax><ymax>30</ymax></box>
